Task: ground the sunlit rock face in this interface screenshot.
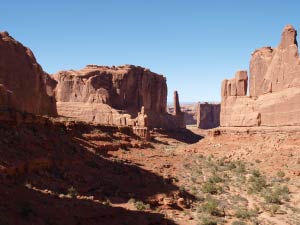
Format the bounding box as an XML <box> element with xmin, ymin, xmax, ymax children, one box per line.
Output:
<box><xmin>221</xmin><ymin>25</ymin><xmax>300</xmax><ymax>127</ymax></box>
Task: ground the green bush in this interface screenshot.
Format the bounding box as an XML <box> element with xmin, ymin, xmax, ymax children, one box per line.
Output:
<box><xmin>201</xmin><ymin>197</ymin><xmax>220</xmax><ymax>216</ymax></box>
<box><xmin>227</xmin><ymin>162</ymin><xmax>237</xmax><ymax>170</ymax></box>
<box><xmin>277</xmin><ymin>170</ymin><xmax>285</xmax><ymax>178</ymax></box>
<box><xmin>231</xmin><ymin>221</ymin><xmax>247</xmax><ymax>225</ymax></box>
<box><xmin>134</xmin><ymin>201</ymin><xmax>150</xmax><ymax>210</ymax></box>
<box><xmin>270</xmin><ymin>204</ymin><xmax>280</xmax><ymax>215</ymax></box>
<box><xmin>202</xmin><ymin>182</ymin><xmax>222</xmax><ymax>194</ymax></box>
<box><xmin>235</xmin><ymin>207</ymin><xmax>257</xmax><ymax>219</ymax></box>
<box><xmin>262</xmin><ymin>186</ymin><xmax>289</xmax><ymax>204</ymax></box>
<box><xmin>247</xmin><ymin>175</ymin><xmax>267</xmax><ymax>193</ymax></box>
<box><xmin>208</xmin><ymin>174</ymin><xmax>224</xmax><ymax>183</ymax></box>
<box><xmin>251</xmin><ymin>169</ymin><xmax>261</xmax><ymax>177</ymax></box>
<box><xmin>235</xmin><ymin>161</ymin><xmax>246</xmax><ymax>174</ymax></box>
<box><xmin>200</xmin><ymin>217</ymin><xmax>217</xmax><ymax>225</ymax></box>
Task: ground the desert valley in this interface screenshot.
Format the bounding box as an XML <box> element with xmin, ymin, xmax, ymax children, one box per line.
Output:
<box><xmin>0</xmin><ymin>19</ymin><xmax>300</xmax><ymax>225</ymax></box>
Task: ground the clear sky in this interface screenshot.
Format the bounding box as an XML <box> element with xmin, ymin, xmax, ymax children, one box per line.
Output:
<box><xmin>1</xmin><ymin>0</ymin><xmax>300</xmax><ymax>102</ymax></box>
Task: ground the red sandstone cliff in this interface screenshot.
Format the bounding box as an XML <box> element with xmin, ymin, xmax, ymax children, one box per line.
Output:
<box><xmin>221</xmin><ymin>25</ymin><xmax>300</xmax><ymax>127</ymax></box>
<box><xmin>53</xmin><ymin>65</ymin><xmax>185</xmax><ymax>129</ymax></box>
<box><xmin>0</xmin><ymin>32</ymin><xmax>57</xmax><ymax>116</ymax></box>
<box><xmin>196</xmin><ymin>103</ymin><xmax>220</xmax><ymax>129</ymax></box>
<box><xmin>0</xmin><ymin>31</ymin><xmax>184</xmax><ymax>130</ymax></box>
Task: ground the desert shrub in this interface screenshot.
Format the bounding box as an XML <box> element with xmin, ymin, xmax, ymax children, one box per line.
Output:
<box><xmin>209</xmin><ymin>174</ymin><xmax>224</xmax><ymax>184</ymax></box>
<box><xmin>227</xmin><ymin>161</ymin><xmax>237</xmax><ymax>170</ymax></box>
<box><xmin>247</xmin><ymin>174</ymin><xmax>267</xmax><ymax>193</ymax></box>
<box><xmin>270</xmin><ymin>204</ymin><xmax>280</xmax><ymax>215</ymax></box>
<box><xmin>201</xmin><ymin>197</ymin><xmax>220</xmax><ymax>216</ymax></box>
<box><xmin>231</xmin><ymin>221</ymin><xmax>247</xmax><ymax>225</ymax></box>
<box><xmin>262</xmin><ymin>186</ymin><xmax>289</xmax><ymax>204</ymax></box>
<box><xmin>251</xmin><ymin>169</ymin><xmax>261</xmax><ymax>177</ymax></box>
<box><xmin>217</xmin><ymin>157</ymin><xmax>226</xmax><ymax>167</ymax></box>
<box><xmin>276</xmin><ymin>170</ymin><xmax>285</xmax><ymax>178</ymax></box>
<box><xmin>90</xmin><ymin>128</ymin><xmax>104</xmax><ymax>134</ymax></box>
<box><xmin>202</xmin><ymin>182</ymin><xmax>222</xmax><ymax>194</ymax></box>
<box><xmin>235</xmin><ymin>207</ymin><xmax>257</xmax><ymax>219</ymax></box>
<box><xmin>127</xmin><ymin>198</ymin><xmax>136</xmax><ymax>204</ymax></box>
<box><xmin>67</xmin><ymin>186</ymin><xmax>78</xmax><ymax>198</ymax></box>
<box><xmin>134</xmin><ymin>201</ymin><xmax>150</xmax><ymax>210</ymax></box>
<box><xmin>235</xmin><ymin>161</ymin><xmax>246</xmax><ymax>174</ymax></box>
<box><xmin>200</xmin><ymin>217</ymin><xmax>218</xmax><ymax>225</ymax></box>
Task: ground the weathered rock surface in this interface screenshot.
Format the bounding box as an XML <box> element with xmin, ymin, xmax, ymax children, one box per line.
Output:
<box><xmin>172</xmin><ymin>91</ymin><xmax>185</xmax><ymax>129</ymax></box>
<box><xmin>197</xmin><ymin>102</ymin><xmax>220</xmax><ymax>129</ymax></box>
<box><xmin>221</xmin><ymin>25</ymin><xmax>300</xmax><ymax>127</ymax></box>
<box><xmin>0</xmin><ymin>32</ymin><xmax>57</xmax><ymax>116</ymax></box>
<box><xmin>54</xmin><ymin>65</ymin><xmax>167</xmax><ymax>114</ymax></box>
<box><xmin>53</xmin><ymin>65</ymin><xmax>185</xmax><ymax>129</ymax></box>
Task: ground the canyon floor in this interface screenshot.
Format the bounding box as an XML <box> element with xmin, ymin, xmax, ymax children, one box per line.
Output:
<box><xmin>0</xmin><ymin>116</ymin><xmax>300</xmax><ymax>225</ymax></box>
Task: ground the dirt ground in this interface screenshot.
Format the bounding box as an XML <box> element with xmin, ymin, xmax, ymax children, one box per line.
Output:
<box><xmin>0</xmin><ymin>119</ymin><xmax>300</xmax><ymax>225</ymax></box>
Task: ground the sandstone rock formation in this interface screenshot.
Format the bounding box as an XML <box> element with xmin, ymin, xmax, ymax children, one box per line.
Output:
<box><xmin>0</xmin><ymin>32</ymin><xmax>57</xmax><ymax>116</ymax></box>
<box><xmin>53</xmin><ymin>65</ymin><xmax>185</xmax><ymax>130</ymax></box>
<box><xmin>196</xmin><ymin>102</ymin><xmax>220</xmax><ymax>129</ymax></box>
<box><xmin>0</xmin><ymin>31</ymin><xmax>185</xmax><ymax>131</ymax></box>
<box><xmin>171</xmin><ymin>91</ymin><xmax>185</xmax><ymax>129</ymax></box>
<box><xmin>221</xmin><ymin>25</ymin><xmax>300</xmax><ymax>127</ymax></box>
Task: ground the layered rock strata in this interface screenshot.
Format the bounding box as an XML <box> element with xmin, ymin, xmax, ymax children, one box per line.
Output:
<box><xmin>53</xmin><ymin>65</ymin><xmax>185</xmax><ymax>130</ymax></box>
<box><xmin>221</xmin><ymin>25</ymin><xmax>300</xmax><ymax>127</ymax></box>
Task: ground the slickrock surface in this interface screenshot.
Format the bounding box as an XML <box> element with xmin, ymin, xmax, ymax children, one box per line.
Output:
<box><xmin>196</xmin><ymin>102</ymin><xmax>220</xmax><ymax>129</ymax></box>
<box><xmin>221</xmin><ymin>25</ymin><xmax>300</xmax><ymax>127</ymax></box>
<box><xmin>0</xmin><ymin>32</ymin><xmax>57</xmax><ymax>116</ymax></box>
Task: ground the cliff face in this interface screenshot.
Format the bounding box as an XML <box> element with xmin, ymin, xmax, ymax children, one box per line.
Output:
<box><xmin>0</xmin><ymin>31</ymin><xmax>184</xmax><ymax>130</ymax></box>
<box><xmin>196</xmin><ymin>103</ymin><xmax>220</xmax><ymax>129</ymax></box>
<box><xmin>221</xmin><ymin>25</ymin><xmax>300</xmax><ymax>127</ymax></box>
<box><xmin>54</xmin><ymin>65</ymin><xmax>167</xmax><ymax>115</ymax></box>
<box><xmin>53</xmin><ymin>65</ymin><xmax>184</xmax><ymax>129</ymax></box>
<box><xmin>0</xmin><ymin>32</ymin><xmax>57</xmax><ymax>116</ymax></box>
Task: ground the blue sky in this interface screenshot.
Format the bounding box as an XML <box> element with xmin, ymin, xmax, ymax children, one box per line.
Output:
<box><xmin>1</xmin><ymin>0</ymin><xmax>299</xmax><ymax>102</ymax></box>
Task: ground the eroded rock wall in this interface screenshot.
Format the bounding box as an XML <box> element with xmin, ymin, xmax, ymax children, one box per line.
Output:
<box><xmin>221</xmin><ymin>25</ymin><xmax>300</xmax><ymax>127</ymax></box>
<box><xmin>196</xmin><ymin>103</ymin><xmax>220</xmax><ymax>129</ymax></box>
<box><xmin>0</xmin><ymin>32</ymin><xmax>57</xmax><ymax>116</ymax></box>
<box><xmin>53</xmin><ymin>65</ymin><xmax>185</xmax><ymax>129</ymax></box>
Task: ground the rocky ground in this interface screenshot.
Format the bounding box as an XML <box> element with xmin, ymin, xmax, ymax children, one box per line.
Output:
<box><xmin>0</xmin><ymin>116</ymin><xmax>299</xmax><ymax>225</ymax></box>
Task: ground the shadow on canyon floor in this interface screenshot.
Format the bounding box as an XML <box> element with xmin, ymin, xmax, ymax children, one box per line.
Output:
<box><xmin>0</xmin><ymin>120</ymin><xmax>194</xmax><ymax>225</ymax></box>
<box><xmin>156</xmin><ymin>128</ymin><xmax>203</xmax><ymax>144</ymax></box>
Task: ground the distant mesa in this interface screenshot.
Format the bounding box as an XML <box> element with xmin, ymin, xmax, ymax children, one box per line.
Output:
<box><xmin>221</xmin><ymin>24</ymin><xmax>300</xmax><ymax>127</ymax></box>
